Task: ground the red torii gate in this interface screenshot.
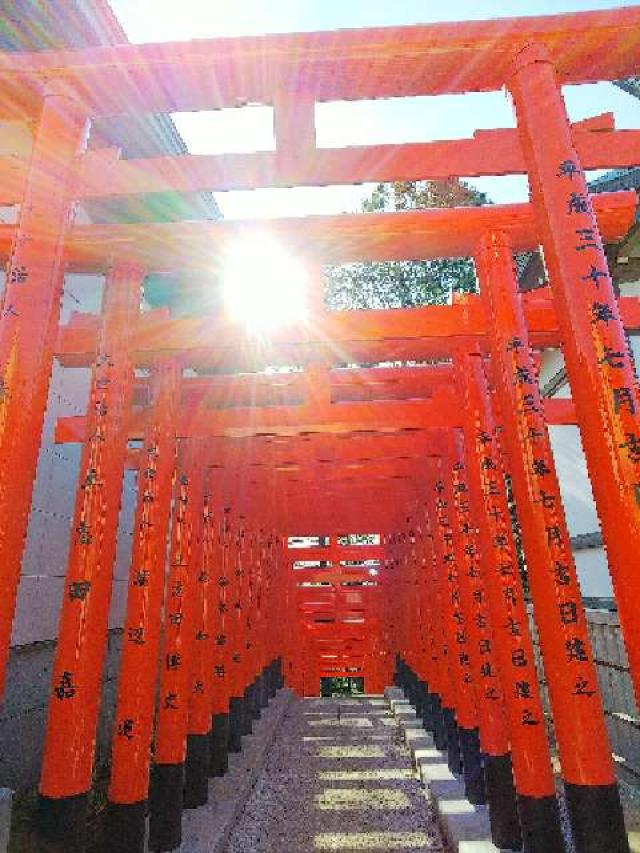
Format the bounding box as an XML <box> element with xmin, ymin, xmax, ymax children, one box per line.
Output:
<box><xmin>0</xmin><ymin>7</ymin><xmax>638</xmax><ymax>853</ymax></box>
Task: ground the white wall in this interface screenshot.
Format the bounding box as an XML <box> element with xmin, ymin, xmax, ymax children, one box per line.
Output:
<box><xmin>10</xmin><ymin>274</ymin><xmax>137</xmax><ymax>646</ymax></box>
<box><xmin>538</xmin><ymin>316</ymin><xmax>640</xmax><ymax>600</ymax></box>
<box><xmin>574</xmin><ymin>548</ymin><xmax>614</xmax><ymax>598</ymax></box>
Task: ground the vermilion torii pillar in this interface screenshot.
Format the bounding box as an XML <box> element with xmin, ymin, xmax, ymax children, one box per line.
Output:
<box><xmin>184</xmin><ymin>470</ymin><xmax>216</xmax><ymax>810</ymax></box>
<box><xmin>0</xmin><ymin>82</ymin><xmax>88</xmax><ymax>699</ymax></box>
<box><xmin>419</xmin><ymin>518</ymin><xmax>450</xmax><ymax>751</ymax></box>
<box><xmin>227</xmin><ymin>510</ymin><xmax>247</xmax><ymax>751</ymax></box>
<box><xmin>150</xmin><ymin>440</ymin><xmax>206</xmax><ymax>853</ymax></box>
<box><xmin>477</xmin><ymin>231</ymin><xmax>629</xmax><ymax>853</ymax></box>
<box><xmin>437</xmin><ymin>438</ymin><xmax>495</xmax><ymax>805</ymax></box>
<box><xmin>509</xmin><ymin>43</ymin><xmax>640</xmax><ymax>706</ymax></box>
<box><xmin>36</xmin><ymin>264</ymin><xmax>142</xmax><ymax>850</ymax></box>
<box><xmin>424</xmin><ymin>458</ymin><xmax>476</xmax><ymax>778</ymax></box>
<box><xmin>105</xmin><ymin>358</ymin><xmax>180</xmax><ymax>853</ymax></box>
<box><xmin>445</xmin><ymin>433</ymin><xmax>516</xmax><ymax>816</ymax></box>
<box><xmin>458</xmin><ymin>352</ymin><xmax>564</xmax><ymax>852</ymax></box>
<box><xmin>210</xmin><ymin>504</ymin><xmax>234</xmax><ymax>777</ymax></box>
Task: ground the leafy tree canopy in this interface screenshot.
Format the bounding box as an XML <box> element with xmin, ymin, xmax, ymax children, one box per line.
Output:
<box><xmin>325</xmin><ymin>179</ymin><xmax>490</xmax><ymax>310</ymax></box>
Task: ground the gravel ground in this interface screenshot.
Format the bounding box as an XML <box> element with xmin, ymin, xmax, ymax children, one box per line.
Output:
<box><xmin>225</xmin><ymin>697</ymin><xmax>445</xmax><ymax>852</ymax></box>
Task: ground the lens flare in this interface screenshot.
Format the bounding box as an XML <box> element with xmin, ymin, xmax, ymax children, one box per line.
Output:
<box><xmin>221</xmin><ymin>235</ymin><xmax>309</xmax><ymax>332</ymax></box>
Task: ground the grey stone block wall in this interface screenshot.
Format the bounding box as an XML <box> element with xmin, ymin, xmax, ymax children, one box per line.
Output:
<box><xmin>0</xmin><ymin>630</ymin><xmax>123</xmax><ymax>791</ymax></box>
<box><xmin>529</xmin><ymin>606</ymin><xmax>640</xmax><ymax>777</ymax></box>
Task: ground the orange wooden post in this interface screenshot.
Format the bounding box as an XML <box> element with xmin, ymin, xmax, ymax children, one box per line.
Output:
<box><xmin>386</xmin><ymin>534</ymin><xmax>403</xmax><ymax>690</ymax></box>
<box><xmin>440</xmin><ymin>433</ymin><xmax>509</xmax><ymax>806</ymax></box>
<box><xmin>424</xmin><ymin>457</ymin><xmax>478</xmax><ymax>776</ymax></box>
<box><xmin>401</xmin><ymin>526</ymin><xmax>422</xmax><ymax>705</ymax></box>
<box><xmin>384</xmin><ymin>537</ymin><xmax>400</xmax><ymax>690</ymax></box>
<box><xmin>0</xmin><ymin>83</ymin><xmax>88</xmax><ymax>699</ymax></box>
<box><xmin>257</xmin><ymin>529</ymin><xmax>274</xmax><ymax>707</ymax></box>
<box><xmin>418</xmin><ymin>515</ymin><xmax>450</xmax><ymax>750</ymax></box>
<box><xmin>410</xmin><ymin>523</ymin><xmax>425</xmax><ymax>696</ymax></box>
<box><xmin>407</xmin><ymin>519</ymin><xmax>437</xmax><ymax>723</ymax></box>
<box><xmin>458</xmin><ymin>351</ymin><xmax>564</xmax><ymax>852</ymax></box>
<box><xmin>284</xmin><ymin>532</ymin><xmax>300</xmax><ymax>692</ymax></box>
<box><xmin>273</xmin><ymin>528</ymin><xmax>288</xmax><ymax>691</ymax></box>
<box><xmin>397</xmin><ymin>529</ymin><xmax>414</xmax><ymax>694</ymax></box>
<box><xmin>241</xmin><ymin>525</ymin><xmax>259</xmax><ymax>726</ymax></box>
<box><xmin>478</xmin><ymin>230</ymin><xmax>629</xmax><ymax>853</ymax></box>
<box><xmin>268</xmin><ymin>528</ymin><xmax>283</xmax><ymax>695</ymax></box>
<box><xmin>410</xmin><ymin>522</ymin><xmax>429</xmax><ymax>704</ymax></box>
<box><xmin>210</xmin><ymin>504</ymin><xmax>233</xmax><ymax>774</ymax></box>
<box><xmin>227</xmin><ymin>510</ymin><xmax>246</xmax><ymax>748</ymax></box>
<box><xmin>510</xmin><ymin>44</ymin><xmax>640</xmax><ymax>710</ymax></box>
<box><xmin>260</xmin><ymin>527</ymin><xmax>276</xmax><ymax>701</ymax></box>
<box><xmin>184</xmin><ymin>463</ymin><xmax>214</xmax><ymax>808</ymax></box>
<box><xmin>105</xmin><ymin>358</ymin><xmax>179</xmax><ymax>853</ymax></box>
<box><xmin>251</xmin><ymin>527</ymin><xmax>270</xmax><ymax>712</ymax></box>
<box><xmin>411</xmin><ymin>522</ymin><xmax>430</xmax><ymax>710</ymax></box>
<box><xmin>149</xmin><ymin>439</ymin><xmax>205</xmax><ymax>853</ymax></box>
<box><xmin>238</xmin><ymin>518</ymin><xmax>257</xmax><ymax>731</ymax></box>
<box><xmin>36</xmin><ymin>264</ymin><xmax>142</xmax><ymax>850</ymax></box>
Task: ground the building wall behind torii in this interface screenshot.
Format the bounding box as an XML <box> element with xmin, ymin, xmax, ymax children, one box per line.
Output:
<box><xmin>539</xmin><ymin>269</ymin><xmax>640</xmax><ymax>604</ymax></box>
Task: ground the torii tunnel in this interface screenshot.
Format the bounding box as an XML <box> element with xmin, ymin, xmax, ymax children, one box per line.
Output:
<box><xmin>1</xmin><ymin>6</ymin><xmax>640</xmax><ymax>853</ymax></box>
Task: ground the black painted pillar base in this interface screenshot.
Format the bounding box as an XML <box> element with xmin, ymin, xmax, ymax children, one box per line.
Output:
<box><xmin>416</xmin><ymin>679</ymin><xmax>426</xmax><ymax>717</ymax></box>
<box><xmin>484</xmin><ymin>753</ymin><xmax>522</xmax><ymax>850</ymax></box>
<box><xmin>405</xmin><ymin>666</ymin><xmax>414</xmax><ymax>697</ymax></box>
<box><xmin>149</xmin><ymin>762</ymin><xmax>184</xmax><ymax>852</ymax></box>
<box><xmin>103</xmin><ymin>800</ymin><xmax>147</xmax><ymax>853</ymax></box>
<box><xmin>258</xmin><ymin>670</ymin><xmax>269</xmax><ymax>708</ymax></box>
<box><xmin>241</xmin><ymin>685</ymin><xmax>254</xmax><ymax>735</ymax></box>
<box><xmin>269</xmin><ymin>661</ymin><xmax>278</xmax><ymax>697</ymax></box>
<box><xmin>431</xmin><ymin>694</ymin><xmax>447</xmax><ymax>753</ymax></box>
<box><xmin>419</xmin><ymin>682</ymin><xmax>434</xmax><ymax>731</ymax></box>
<box><xmin>459</xmin><ymin>727</ymin><xmax>486</xmax><ymax>805</ymax></box>
<box><xmin>210</xmin><ymin>713</ymin><xmax>230</xmax><ymax>776</ymax></box>
<box><xmin>36</xmin><ymin>793</ymin><xmax>88</xmax><ymax>853</ymax></box>
<box><xmin>517</xmin><ymin>793</ymin><xmax>566</xmax><ymax>853</ymax></box>
<box><xmin>184</xmin><ymin>733</ymin><xmax>210</xmax><ymax>809</ymax></box>
<box><xmin>565</xmin><ymin>781</ymin><xmax>630</xmax><ymax>853</ymax></box>
<box><xmin>442</xmin><ymin>706</ymin><xmax>462</xmax><ymax>775</ymax></box>
<box><xmin>408</xmin><ymin>675</ymin><xmax>419</xmax><ymax>712</ymax></box>
<box><xmin>264</xmin><ymin>668</ymin><xmax>271</xmax><ymax>700</ymax></box>
<box><xmin>250</xmin><ymin>678</ymin><xmax>261</xmax><ymax>720</ymax></box>
<box><xmin>228</xmin><ymin>696</ymin><xmax>244</xmax><ymax>753</ymax></box>
<box><xmin>408</xmin><ymin>672</ymin><xmax>419</xmax><ymax>709</ymax></box>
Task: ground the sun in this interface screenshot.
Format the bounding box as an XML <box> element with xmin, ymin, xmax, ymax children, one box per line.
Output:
<box><xmin>221</xmin><ymin>234</ymin><xmax>309</xmax><ymax>332</ymax></box>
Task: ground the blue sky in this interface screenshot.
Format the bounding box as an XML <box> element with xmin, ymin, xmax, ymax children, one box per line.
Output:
<box><xmin>109</xmin><ymin>0</ymin><xmax>640</xmax><ymax>218</ymax></box>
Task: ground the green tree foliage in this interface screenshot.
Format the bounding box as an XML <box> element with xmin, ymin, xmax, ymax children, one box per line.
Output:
<box><xmin>325</xmin><ymin>179</ymin><xmax>490</xmax><ymax>310</ymax></box>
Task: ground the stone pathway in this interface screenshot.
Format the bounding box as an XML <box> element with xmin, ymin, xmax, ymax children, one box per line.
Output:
<box><xmin>224</xmin><ymin>697</ymin><xmax>445</xmax><ymax>852</ymax></box>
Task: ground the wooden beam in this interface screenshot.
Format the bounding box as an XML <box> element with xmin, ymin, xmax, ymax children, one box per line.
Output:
<box><xmin>54</xmin><ymin>393</ymin><xmax>576</xmax><ymax>444</ymax></box>
<box><xmin>2</xmin><ymin>115</ymin><xmax>634</xmax><ymax>204</ymax></box>
<box><xmin>55</xmin><ymin>288</ymin><xmax>640</xmax><ymax>369</ymax></box>
<box><xmin>0</xmin><ymin>8</ymin><xmax>638</xmax><ymax>118</ymax></box>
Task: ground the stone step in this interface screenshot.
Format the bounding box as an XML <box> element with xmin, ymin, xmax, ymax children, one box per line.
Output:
<box><xmin>391</xmin><ymin>694</ymin><xmax>506</xmax><ymax>853</ymax></box>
